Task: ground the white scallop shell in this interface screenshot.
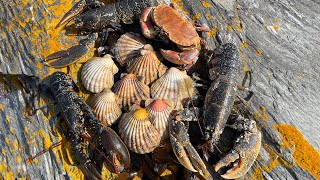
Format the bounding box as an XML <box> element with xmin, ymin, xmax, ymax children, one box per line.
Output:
<box><xmin>112</xmin><ymin>74</ymin><xmax>150</xmax><ymax>109</ymax></box>
<box><xmin>87</xmin><ymin>89</ymin><xmax>122</xmax><ymax>126</ymax></box>
<box><xmin>145</xmin><ymin>99</ymin><xmax>172</xmax><ymax>141</ymax></box>
<box><xmin>118</xmin><ymin>108</ymin><xmax>161</xmax><ymax>154</ymax></box>
<box><xmin>127</xmin><ymin>44</ymin><xmax>167</xmax><ymax>85</ymax></box>
<box><xmin>112</xmin><ymin>33</ymin><xmax>146</xmax><ymax>66</ymax></box>
<box><xmin>81</xmin><ymin>55</ymin><xmax>118</xmax><ymax>93</ymax></box>
<box><xmin>151</xmin><ymin>67</ymin><xmax>195</xmax><ymax>109</ymax></box>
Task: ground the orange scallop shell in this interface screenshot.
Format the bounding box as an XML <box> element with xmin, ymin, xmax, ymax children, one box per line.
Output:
<box><xmin>112</xmin><ymin>74</ymin><xmax>150</xmax><ymax>109</ymax></box>
<box><xmin>151</xmin><ymin>67</ymin><xmax>195</xmax><ymax>109</ymax></box>
<box><xmin>118</xmin><ymin>108</ymin><xmax>161</xmax><ymax>154</ymax></box>
<box><xmin>87</xmin><ymin>89</ymin><xmax>122</xmax><ymax>126</ymax></box>
<box><xmin>112</xmin><ymin>33</ymin><xmax>146</xmax><ymax>66</ymax></box>
<box><xmin>127</xmin><ymin>44</ymin><xmax>167</xmax><ymax>85</ymax></box>
<box><xmin>145</xmin><ymin>99</ymin><xmax>172</xmax><ymax>141</ymax></box>
<box><xmin>81</xmin><ymin>55</ymin><xmax>118</xmax><ymax>93</ymax></box>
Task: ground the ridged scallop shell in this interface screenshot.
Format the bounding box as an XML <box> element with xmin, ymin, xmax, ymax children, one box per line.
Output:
<box><xmin>87</xmin><ymin>89</ymin><xmax>122</xmax><ymax>126</ymax></box>
<box><xmin>81</xmin><ymin>55</ymin><xmax>118</xmax><ymax>93</ymax></box>
<box><xmin>118</xmin><ymin>108</ymin><xmax>161</xmax><ymax>154</ymax></box>
<box><xmin>112</xmin><ymin>74</ymin><xmax>150</xmax><ymax>109</ymax></box>
<box><xmin>127</xmin><ymin>44</ymin><xmax>167</xmax><ymax>85</ymax></box>
<box><xmin>151</xmin><ymin>67</ymin><xmax>195</xmax><ymax>109</ymax></box>
<box><xmin>112</xmin><ymin>33</ymin><xmax>146</xmax><ymax>66</ymax></box>
<box><xmin>145</xmin><ymin>99</ymin><xmax>172</xmax><ymax>141</ymax></box>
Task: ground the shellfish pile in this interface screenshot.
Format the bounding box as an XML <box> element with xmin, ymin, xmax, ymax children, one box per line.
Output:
<box><xmin>81</xmin><ymin>32</ymin><xmax>197</xmax><ymax>155</ymax></box>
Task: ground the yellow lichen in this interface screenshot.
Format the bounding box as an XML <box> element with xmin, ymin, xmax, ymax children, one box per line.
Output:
<box><xmin>24</xmin><ymin>127</ymin><xmax>29</xmax><ymax>134</ymax></box>
<box><xmin>0</xmin><ymin>104</ymin><xmax>3</xmax><ymax>111</ymax></box>
<box><xmin>16</xmin><ymin>157</ymin><xmax>23</xmax><ymax>163</ymax></box>
<box><xmin>205</xmin><ymin>13</ymin><xmax>213</xmax><ymax>20</ymax></box>
<box><xmin>5</xmin><ymin>171</ymin><xmax>14</xmax><ymax>179</ymax></box>
<box><xmin>273</xmin><ymin>25</ymin><xmax>279</xmax><ymax>31</ymax></box>
<box><xmin>253</xmin><ymin>106</ymin><xmax>269</xmax><ymax>121</ymax></box>
<box><xmin>0</xmin><ymin>162</ymin><xmax>7</xmax><ymax>172</ymax></box>
<box><xmin>202</xmin><ymin>1</ymin><xmax>211</xmax><ymax>8</ymax></box>
<box><xmin>274</xmin><ymin>124</ymin><xmax>320</xmax><ymax>179</ymax></box>
<box><xmin>227</xmin><ymin>25</ymin><xmax>233</xmax><ymax>31</ymax></box>
<box><xmin>62</xmin><ymin>163</ymin><xmax>85</xmax><ymax>180</ymax></box>
<box><xmin>171</xmin><ymin>0</ymin><xmax>189</xmax><ymax>14</ymax></box>
<box><xmin>38</xmin><ymin>130</ymin><xmax>53</xmax><ymax>149</ymax></box>
<box><xmin>256</xmin><ymin>49</ymin><xmax>262</xmax><ymax>57</ymax></box>
<box><xmin>274</xmin><ymin>18</ymin><xmax>281</xmax><ymax>23</ymax></box>
<box><xmin>207</xmin><ymin>27</ymin><xmax>217</xmax><ymax>38</ymax></box>
<box><xmin>5</xmin><ymin>138</ymin><xmax>9</xmax><ymax>145</ymax></box>
<box><xmin>294</xmin><ymin>72</ymin><xmax>304</xmax><ymax>80</ymax></box>
<box><xmin>5</xmin><ymin>116</ymin><xmax>11</xmax><ymax>124</ymax></box>
<box><xmin>1</xmin><ymin>150</ymin><xmax>6</xmax><ymax>157</ymax></box>
<box><xmin>242</xmin><ymin>42</ymin><xmax>249</xmax><ymax>48</ymax></box>
<box><xmin>233</xmin><ymin>18</ymin><xmax>243</xmax><ymax>32</ymax></box>
<box><xmin>9</xmin><ymin>128</ymin><xmax>14</xmax><ymax>134</ymax></box>
<box><xmin>192</xmin><ymin>13</ymin><xmax>201</xmax><ymax>23</ymax></box>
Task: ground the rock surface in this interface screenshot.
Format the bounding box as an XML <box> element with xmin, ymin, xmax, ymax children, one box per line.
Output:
<box><xmin>0</xmin><ymin>0</ymin><xmax>319</xmax><ymax>179</ymax></box>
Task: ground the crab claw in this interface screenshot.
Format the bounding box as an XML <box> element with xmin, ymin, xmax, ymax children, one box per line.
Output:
<box><xmin>170</xmin><ymin>116</ymin><xmax>212</xmax><ymax>179</ymax></box>
<box><xmin>45</xmin><ymin>33</ymin><xmax>98</xmax><ymax>68</ymax></box>
<box><xmin>100</xmin><ymin>127</ymin><xmax>131</xmax><ymax>174</ymax></box>
<box><xmin>160</xmin><ymin>49</ymin><xmax>198</xmax><ymax>69</ymax></box>
<box><xmin>214</xmin><ymin>119</ymin><xmax>262</xmax><ymax>179</ymax></box>
<box><xmin>57</xmin><ymin>0</ymin><xmax>88</xmax><ymax>27</ymax></box>
<box><xmin>140</xmin><ymin>7</ymin><xmax>156</xmax><ymax>39</ymax></box>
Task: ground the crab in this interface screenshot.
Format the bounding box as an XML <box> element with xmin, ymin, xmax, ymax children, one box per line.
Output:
<box><xmin>140</xmin><ymin>4</ymin><xmax>209</xmax><ymax>69</ymax></box>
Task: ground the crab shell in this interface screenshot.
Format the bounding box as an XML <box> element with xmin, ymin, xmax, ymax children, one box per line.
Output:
<box><xmin>152</xmin><ymin>5</ymin><xmax>200</xmax><ymax>48</ymax></box>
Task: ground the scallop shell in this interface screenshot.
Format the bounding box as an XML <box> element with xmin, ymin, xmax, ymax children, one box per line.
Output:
<box><xmin>112</xmin><ymin>74</ymin><xmax>150</xmax><ymax>109</ymax></box>
<box><xmin>112</xmin><ymin>33</ymin><xmax>146</xmax><ymax>66</ymax></box>
<box><xmin>151</xmin><ymin>67</ymin><xmax>195</xmax><ymax>109</ymax></box>
<box><xmin>87</xmin><ymin>89</ymin><xmax>122</xmax><ymax>126</ymax></box>
<box><xmin>118</xmin><ymin>108</ymin><xmax>161</xmax><ymax>154</ymax></box>
<box><xmin>127</xmin><ymin>44</ymin><xmax>167</xmax><ymax>85</ymax></box>
<box><xmin>81</xmin><ymin>55</ymin><xmax>118</xmax><ymax>93</ymax></box>
<box><xmin>145</xmin><ymin>99</ymin><xmax>172</xmax><ymax>141</ymax></box>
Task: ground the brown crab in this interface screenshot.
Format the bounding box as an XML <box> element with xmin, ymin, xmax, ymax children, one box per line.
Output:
<box><xmin>140</xmin><ymin>5</ymin><xmax>208</xmax><ymax>69</ymax></box>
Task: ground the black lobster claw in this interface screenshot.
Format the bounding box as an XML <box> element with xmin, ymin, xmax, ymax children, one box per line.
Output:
<box><xmin>57</xmin><ymin>0</ymin><xmax>88</xmax><ymax>27</ymax></box>
<box><xmin>45</xmin><ymin>33</ymin><xmax>98</xmax><ymax>68</ymax></box>
<box><xmin>72</xmin><ymin>139</ymin><xmax>102</xmax><ymax>180</ymax></box>
<box><xmin>100</xmin><ymin>127</ymin><xmax>131</xmax><ymax>174</ymax></box>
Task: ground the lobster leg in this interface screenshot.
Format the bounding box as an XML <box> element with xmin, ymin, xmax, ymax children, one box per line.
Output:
<box><xmin>214</xmin><ymin>116</ymin><xmax>261</xmax><ymax>179</ymax></box>
<box><xmin>45</xmin><ymin>33</ymin><xmax>98</xmax><ymax>68</ymax></box>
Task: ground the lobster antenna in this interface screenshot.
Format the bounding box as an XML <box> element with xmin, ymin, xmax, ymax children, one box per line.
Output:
<box><xmin>184</xmin><ymin>79</ymin><xmax>204</xmax><ymax>136</ymax></box>
<box><xmin>27</xmin><ymin>141</ymin><xmax>62</xmax><ymax>163</ymax></box>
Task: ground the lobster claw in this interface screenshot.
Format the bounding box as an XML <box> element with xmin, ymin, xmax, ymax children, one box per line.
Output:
<box><xmin>100</xmin><ymin>127</ymin><xmax>131</xmax><ymax>174</ymax></box>
<box><xmin>169</xmin><ymin>115</ymin><xmax>212</xmax><ymax>179</ymax></box>
<box><xmin>72</xmin><ymin>139</ymin><xmax>102</xmax><ymax>180</ymax></box>
<box><xmin>45</xmin><ymin>33</ymin><xmax>98</xmax><ymax>68</ymax></box>
<box><xmin>214</xmin><ymin>119</ymin><xmax>262</xmax><ymax>179</ymax></box>
<box><xmin>78</xmin><ymin>162</ymin><xmax>102</xmax><ymax>180</ymax></box>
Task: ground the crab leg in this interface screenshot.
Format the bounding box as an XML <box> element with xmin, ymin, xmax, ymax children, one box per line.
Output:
<box><xmin>214</xmin><ymin>117</ymin><xmax>261</xmax><ymax>179</ymax></box>
<box><xmin>169</xmin><ymin>115</ymin><xmax>212</xmax><ymax>179</ymax></box>
<box><xmin>45</xmin><ymin>33</ymin><xmax>98</xmax><ymax>68</ymax></box>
